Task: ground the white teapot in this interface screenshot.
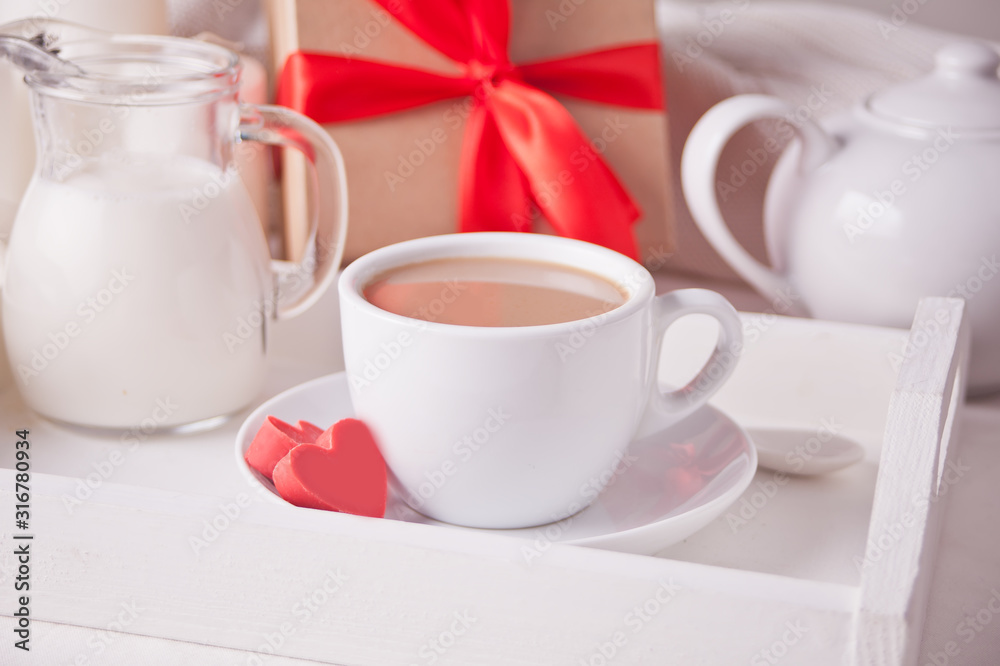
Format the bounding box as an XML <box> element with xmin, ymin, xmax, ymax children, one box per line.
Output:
<box><xmin>682</xmin><ymin>42</ymin><xmax>1000</xmax><ymax>393</ymax></box>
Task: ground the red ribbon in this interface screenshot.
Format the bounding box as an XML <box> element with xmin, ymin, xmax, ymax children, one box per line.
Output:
<box><xmin>276</xmin><ymin>0</ymin><xmax>665</xmax><ymax>259</ymax></box>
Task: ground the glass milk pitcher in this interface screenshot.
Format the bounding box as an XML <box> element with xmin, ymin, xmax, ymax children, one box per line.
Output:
<box><xmin>0</xmin><ymin>20</ymin><xmax>347</xmax><ymax>430</ymax></box>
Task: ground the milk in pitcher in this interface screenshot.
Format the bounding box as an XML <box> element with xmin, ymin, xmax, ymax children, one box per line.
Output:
<box><xmin>2</xmin><ymin>155</ymin><xmax>272</xmax><ymax>428</ymax></box>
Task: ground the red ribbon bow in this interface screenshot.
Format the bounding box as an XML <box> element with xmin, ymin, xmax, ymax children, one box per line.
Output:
<box><xmin>276</xmin><ymin>0</ymin><xmax>665</xmax><ymax>259</ymax></box>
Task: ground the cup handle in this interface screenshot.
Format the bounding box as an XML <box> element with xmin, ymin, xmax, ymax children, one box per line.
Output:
<box><xmin>634</xmin><ymin>289</ymin><xmax>743</xmax><ymax>440</ymax></box>
<box><xmin>238</xmin><ymin>104</ymin><xmax>349</xmax><ymax>320</ymax></box>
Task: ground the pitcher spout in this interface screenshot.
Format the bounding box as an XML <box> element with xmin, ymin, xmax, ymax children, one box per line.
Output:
<box><xmin>0</xmin><ymin>19</ymin><xmax>100</xmax><ymax>81</ymax></box>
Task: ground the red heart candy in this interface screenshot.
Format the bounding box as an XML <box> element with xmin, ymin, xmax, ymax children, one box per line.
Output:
<box><xmin>245</xmin><ymin>416</ymin><xmax>317</xmax><ymax>481</ymax></box>
<box><xmin>273</xmin><ymin>419</ymin><xmax>387</xmax><ymax>518</ymax></box>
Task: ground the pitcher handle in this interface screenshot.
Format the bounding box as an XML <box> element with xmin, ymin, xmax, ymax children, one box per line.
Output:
<box><xmin>681</xmin><ymin>94</ymin><xmax>834</xmax><ymax>310</ymax></box>
<box><xmin>238</xmin><ymin>104</ymin><xmax>348</xmax><ymax>320</ymax></box>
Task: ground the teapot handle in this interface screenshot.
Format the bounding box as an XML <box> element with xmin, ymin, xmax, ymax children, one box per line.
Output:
<box><xmin>681</xmin><ymin>94</ymin><xmax>835</xmax><ymax>310</ymax></box>
<box><xmin>238</xmin><ymin>104</ymin><xmax>348</xmax><ymax>320</ymax></box>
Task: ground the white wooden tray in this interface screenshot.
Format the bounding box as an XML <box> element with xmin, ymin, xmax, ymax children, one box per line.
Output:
<box><xmin>0</xmin><ymin>296</ymin><xmax>968</xmax><ymax>665</ymax></box>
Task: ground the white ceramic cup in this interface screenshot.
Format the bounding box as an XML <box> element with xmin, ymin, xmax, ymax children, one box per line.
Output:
<box><xmin>339</xmin><ymin>233</ymin><xmax>743</xmax><ymax>529</ymax></box>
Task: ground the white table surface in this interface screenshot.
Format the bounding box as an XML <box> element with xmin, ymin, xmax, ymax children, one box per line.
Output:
<box><xmin>1</xmin><ymin>272</ymin><xmax>999</xmax><ymax>664</ymax></box>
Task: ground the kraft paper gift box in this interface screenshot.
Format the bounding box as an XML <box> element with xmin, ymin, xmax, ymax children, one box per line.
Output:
<box><xmin>268</xmin><ymin>0</ymin><xmax>676</xmax><ymax>266</ymax></box>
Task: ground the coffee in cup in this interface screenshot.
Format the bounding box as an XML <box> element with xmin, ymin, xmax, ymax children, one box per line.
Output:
<box><xmin>363</xmin><ymin>257</ymin><xmax>626</xmax><ymax>327</ymax></box>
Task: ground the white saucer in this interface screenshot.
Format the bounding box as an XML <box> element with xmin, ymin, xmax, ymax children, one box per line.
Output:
<box><xmin>235</xmin><ymin>373</ymin><xmax>757</xmax><ymax>555</ymax></box>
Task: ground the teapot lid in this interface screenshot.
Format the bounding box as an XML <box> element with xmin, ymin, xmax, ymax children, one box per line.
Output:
<box><xmin>868</xmin><ymin>42</ymin><xmax>1000</xmax><ymax>131</ymax></box>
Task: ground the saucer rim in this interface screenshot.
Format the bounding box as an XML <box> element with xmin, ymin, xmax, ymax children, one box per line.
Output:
<box><xmin>234</xmin><ymin>372</ymin><xmax>758</xmax><ymax>553</ymax></box>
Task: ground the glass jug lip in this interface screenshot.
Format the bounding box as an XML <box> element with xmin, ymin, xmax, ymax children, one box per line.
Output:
<box><xmin>24</xmin><ymin>34</ymin><xmax>241</xmax><ymax>105</ymax></box>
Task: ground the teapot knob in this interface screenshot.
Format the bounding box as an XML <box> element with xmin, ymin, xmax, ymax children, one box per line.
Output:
<box><xmin>935</xmin><ymin>42</ymin><xmax>1000</xmax><ymax>79</ymax></box>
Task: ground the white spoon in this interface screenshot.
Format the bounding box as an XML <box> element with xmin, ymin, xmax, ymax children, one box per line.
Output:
<box><xmin>748</xmin><ymin>427</ymin><xmax>866</xmax><ymax>476</ymax></box>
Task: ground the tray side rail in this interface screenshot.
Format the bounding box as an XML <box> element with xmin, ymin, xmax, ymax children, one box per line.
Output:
<box><xmin>853</xmin><ymin>297</ymin><xmax>969</xmax><ymax>666</ymax></box>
